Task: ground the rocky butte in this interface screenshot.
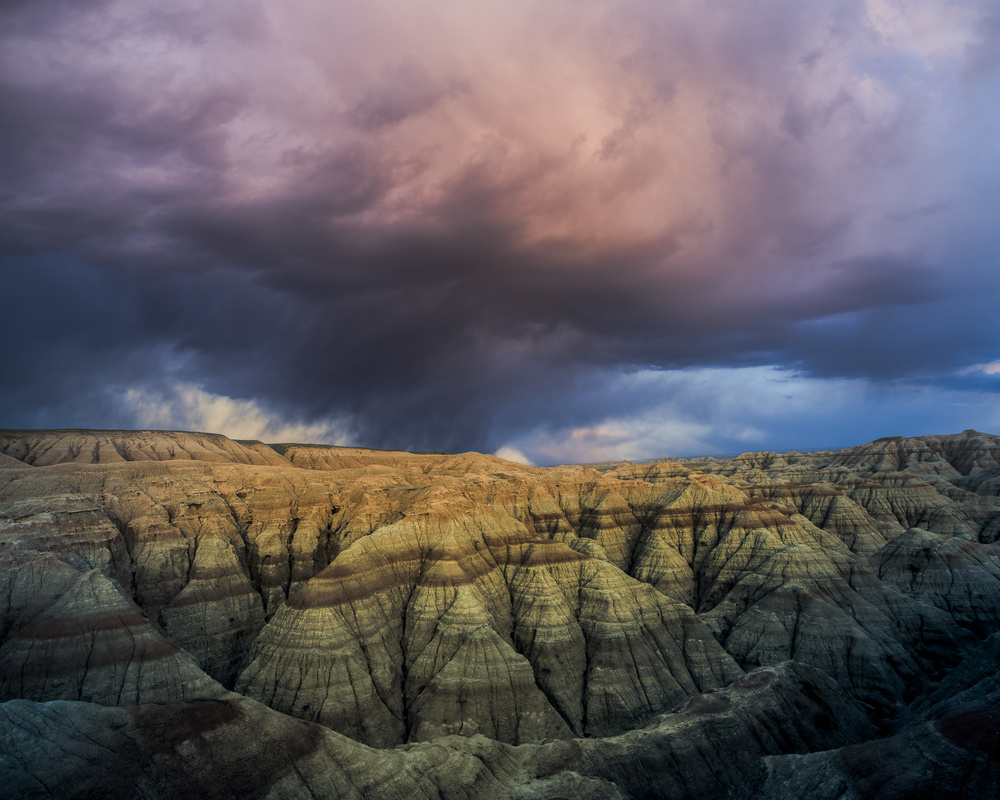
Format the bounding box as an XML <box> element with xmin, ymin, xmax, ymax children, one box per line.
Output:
<box><xmin>1</xmin><ymin>427</ymin><xmax>999</xmax><ymax>798</ymax></box>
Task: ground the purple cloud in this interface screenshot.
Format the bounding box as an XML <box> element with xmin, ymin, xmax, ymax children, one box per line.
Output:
<box><xmin>2</xmin><ymin>0</ymin><xmax>999</xmax><ymax>459</ymax></box>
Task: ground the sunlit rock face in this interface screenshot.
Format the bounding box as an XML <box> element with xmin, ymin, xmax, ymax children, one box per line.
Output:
<box><xmin>2</xmin><ymin>428</ymin><xmax>1000</xmax><ymax>798</ymax></box>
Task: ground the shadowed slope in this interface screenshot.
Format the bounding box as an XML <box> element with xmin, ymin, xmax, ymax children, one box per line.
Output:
<box><xmin>0</xmin><ymin>663</ymin><xmax>871</xmax><ymax>800</ymax></box>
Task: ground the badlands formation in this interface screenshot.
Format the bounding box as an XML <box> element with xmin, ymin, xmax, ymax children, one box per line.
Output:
<box><xmin>1</xmin><ymin>428</ymin><xmax>1000</xmax><ymax>798</ymax></box>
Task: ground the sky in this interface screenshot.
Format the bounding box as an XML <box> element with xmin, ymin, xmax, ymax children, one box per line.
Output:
<box><xmin>2</xmin><ymin>0</ymin><xmax>1000</xmax><ymax>465</ymax></box>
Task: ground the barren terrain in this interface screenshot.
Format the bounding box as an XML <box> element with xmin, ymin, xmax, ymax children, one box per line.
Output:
<box><xmin>2</xmin><ymin>428</ymin><xmax>999</xmax><ymax>798</ymax></box>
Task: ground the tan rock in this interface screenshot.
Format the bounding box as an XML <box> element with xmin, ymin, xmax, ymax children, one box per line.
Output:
<box><xmin>0</xmin><ymin>429</ymin><xmax>291</xmax><ymax>467</ymax></box>
<box><xmin>0</xmin><ymin>568</ymin><xmax>223</xmax><ymax>704</ymax></box>
<box><xmin>2</xmin><ymin>426</ymin><xmax>999</xmax><ymax>797</ymax></box>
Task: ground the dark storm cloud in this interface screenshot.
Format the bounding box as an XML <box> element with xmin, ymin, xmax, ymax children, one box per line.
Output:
<box><xmin>3</xmin><ymin>0</ymin><xmax>1000</xmax><ymax>458</ymax></box>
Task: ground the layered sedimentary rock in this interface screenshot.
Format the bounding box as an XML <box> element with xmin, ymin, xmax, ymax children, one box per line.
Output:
<box><xmin>872</xmin><ymin>528</ymin><xmax>1000</xmax><ymax>636</ymax></box>
<box><xmin>0</xmin><ymin>567</ymin><xmax>223</xmax><ymax>705</ymax></box>
<box><xmin>0</xmin><ymin>428</ymin><xmax>291</xmax><ymax>467</ymax></box>
<box><xmin>0</xmin><ymin>663</ymin><xmax>871</xmax><ymax>800</ymax></box>
<box><xmin>2</xmin><ymin>427</ymin><xmax>1000</xmax><ymax>797</ymax></box>
<box><xmin>235</xmin><ymin>504</ymin><xmax>742</xmax><ymax>745</ymax></box>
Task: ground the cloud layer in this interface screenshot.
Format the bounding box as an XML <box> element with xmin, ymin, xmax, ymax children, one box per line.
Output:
<box><xmin>2</xmin><ymin>0</ymin><xmax>999</xmax><ymax>461</ymax></box>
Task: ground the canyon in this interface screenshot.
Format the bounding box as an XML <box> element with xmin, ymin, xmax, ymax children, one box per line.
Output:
<box><xmin>1</xmin><ymin>428</ymin><xmax>999</xmax><ymax>798</ymax></box>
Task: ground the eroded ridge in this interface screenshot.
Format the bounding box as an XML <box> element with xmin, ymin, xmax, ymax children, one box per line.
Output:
<box><xmin>2</xmin><ymin>428</ymin><xmax>1000</xmax><ymax>797</ymax></box>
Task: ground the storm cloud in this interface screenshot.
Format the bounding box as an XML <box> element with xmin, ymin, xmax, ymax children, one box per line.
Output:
<box><xmin>2</xmin><ymin>0</ymin><xmax>999</xmax><ymax>462</ymax></box>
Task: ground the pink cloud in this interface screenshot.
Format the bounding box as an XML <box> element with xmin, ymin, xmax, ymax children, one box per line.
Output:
<box><xmin>963</xmin><ymin>362</ymin><xmax>1000</xmax><ymax>376</ymax></box>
